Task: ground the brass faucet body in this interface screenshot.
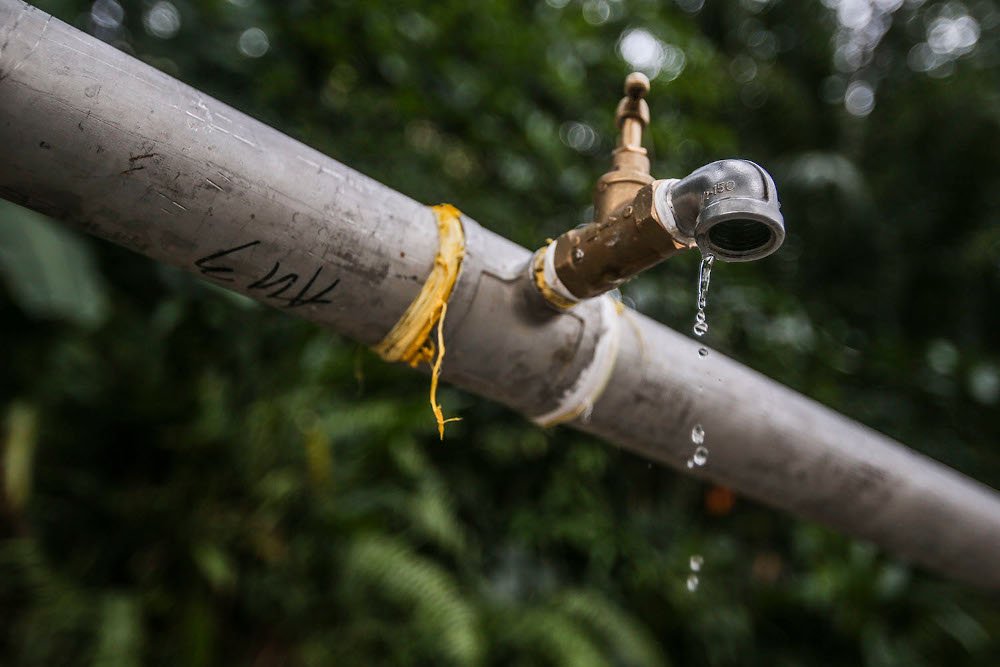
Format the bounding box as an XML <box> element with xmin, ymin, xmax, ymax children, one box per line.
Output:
<box><xmin>551</xmin><ymin>182</ymin><xmax>686</xmax><ymax>300</ymax></box>
<box><xmin>534</xmin><ymin>72</ymin><xmax>784</xmax><ymax>307</ymax></box>
<box><xmin>549</xmin><ymin>73</ymin><xmax>686</xmax><ymax>301</ymax></box>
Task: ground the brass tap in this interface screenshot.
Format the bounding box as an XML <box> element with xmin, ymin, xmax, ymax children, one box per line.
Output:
<box><xmin>547</xmin><ymin>72</ymin><xmax>682</xmax><ymax>302</ymax></box>
<box><xmin>594</xmin><ymin>72</ymin><xmax>654</xmax><ymax>223</ymax></box>
<box><xmin>532</xmin><ymin>72</ymin><xmax>785</xmax><ymax>307</ymax></box>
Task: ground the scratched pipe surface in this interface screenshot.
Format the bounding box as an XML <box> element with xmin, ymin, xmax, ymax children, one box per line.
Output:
<box><xmin>3</xmin><ymin>0</ymin><xmax>1000</xmax><ymax>589</ymax></box>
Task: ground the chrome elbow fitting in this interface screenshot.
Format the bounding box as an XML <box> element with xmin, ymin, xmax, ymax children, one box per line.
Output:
<box><xmin>656</xmin><ymin>159</ymin><xmax>784</xmax><ymax>262</ymax></box>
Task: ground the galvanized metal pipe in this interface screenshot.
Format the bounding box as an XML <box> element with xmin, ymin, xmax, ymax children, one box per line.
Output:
<box><xmin>3</xmin><ymin>0</ymin><xmax>1000</xmax><ymax>588</ymax></box>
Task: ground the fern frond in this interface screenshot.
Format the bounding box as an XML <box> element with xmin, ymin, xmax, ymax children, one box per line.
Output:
<box><xmin>345</xmin><ymin>534</ymin><xmax>482</xmax><ymax>665</ymax></box>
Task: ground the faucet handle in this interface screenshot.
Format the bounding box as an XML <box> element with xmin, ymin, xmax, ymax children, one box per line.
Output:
<box><xmin>624</xmin><ymin>71</ymin><xmax>650</xmax><ymax>101</ymax></box>
<box><xmin>616</xmin><ymin>72</ymin><xmax>651</xmax><ymax>139</ymax></box>
<box><xmin>594</xmin><ymin>72</ymin><xmax>654</xmax><ymax>224</ymax></box>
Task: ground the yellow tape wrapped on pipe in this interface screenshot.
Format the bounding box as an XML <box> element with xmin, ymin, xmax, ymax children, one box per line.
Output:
<box><xmin>372</xmin><ymin>204</ymin><xmax>465</xmax><ymax>439</ymax></box>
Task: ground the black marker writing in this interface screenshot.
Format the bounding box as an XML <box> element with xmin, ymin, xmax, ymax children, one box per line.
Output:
<box><xmin>194</xmin><ymin>240</ymin><xmax>260</xmax><ymax>282</ymax></box>
<box><xmin>194</xmin><ymin>241</ymin><xmax>339</xmax><ymax>307</ymax></box>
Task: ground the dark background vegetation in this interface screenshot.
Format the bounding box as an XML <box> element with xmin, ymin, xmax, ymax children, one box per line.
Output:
<box><xmin>2</xmin><ymin>0</ymin><xmax>1000</xmax><ymax>664</ymax></box>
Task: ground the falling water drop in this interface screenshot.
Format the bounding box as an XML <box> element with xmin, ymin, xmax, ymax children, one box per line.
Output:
<box><xmin>693</xmin><ymin>254</ymin><xmax>714</xmax><ymax>337</ymax></box>
<box><xmin>686</xmin><ymin>424</ymin><xmax>707</xmax><ymax>467</ymax></box>
<box><xmin>692</xmin><ymin>446</ymin><xmax>709</xmax><ymax>466</ymax></box>
<box><xmin>572</xmin><ymin>248</ymin><xmax>585</xmax><ymax>262</ymax></box>
<box><xmin>686</xmin><ymin>258</ymin><xmax>714</xmax><ymax>593</ymax></box>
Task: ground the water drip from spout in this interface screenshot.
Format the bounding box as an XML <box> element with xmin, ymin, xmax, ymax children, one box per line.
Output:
<box><xmin>693</xmin><ymin>254</ymin><xmax>714</xmax><ymax>337</ymax></box>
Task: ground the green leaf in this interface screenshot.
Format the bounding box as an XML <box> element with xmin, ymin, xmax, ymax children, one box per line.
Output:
<box><xmin>0</xmin><ymin>200</ymin><xmax>108</xmax><ymax>327</ymax></box>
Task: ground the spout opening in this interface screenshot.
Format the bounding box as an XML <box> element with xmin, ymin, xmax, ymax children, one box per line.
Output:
<box><xmin>695</xmin><ymin>199</ymin><xmax>784</xmax><ymax>262</ymax></box>
<box><xmin>698</xmin><ymin>216</ymin><xmax>782</xmax><ymax>262</ymax></box>
<box><xmin>707</xmin><ymin>219</ymin><xmax>774</xmax><ymax>254</ymax></box>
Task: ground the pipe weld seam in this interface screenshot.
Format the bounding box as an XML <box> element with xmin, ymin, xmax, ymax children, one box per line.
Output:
<box><xmin>532</xmin><ymin>295</ymin><xmax>622</xmax><ymax>428</ymax></box>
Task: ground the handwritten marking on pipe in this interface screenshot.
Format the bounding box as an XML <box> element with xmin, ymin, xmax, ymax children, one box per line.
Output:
<box><xmin>247</xmin><ymin>263</ymin><xmax>340</xmax><ymax>307</ymax></box>
<box><xmin>194</xmin><ymin>241</ymin><xmax>340</xmax><ymax>307</ymax></box>
<box><xmin>195</xmin><ymin>240</ymin><xmax>259</xmax><ymax>281</ymax></box>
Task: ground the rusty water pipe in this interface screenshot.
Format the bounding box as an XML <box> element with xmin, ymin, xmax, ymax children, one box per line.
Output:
<box><xmin>533</xmin><ymin>73</ymin><xmax>785</xmax><ymax>305</ymax></box>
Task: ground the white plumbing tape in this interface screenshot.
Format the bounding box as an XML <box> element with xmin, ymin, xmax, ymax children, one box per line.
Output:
<box><xmin>541</xmin><ymin>239</ymin><xmax>580</xmax><ymax>306</ymax></box>
<box><xmin>532</xmin><ymin>294</ymin><xmax>622</xmax><ymax>428</ymax></box>
<box><xmin>652</xmin><ymin>178</ymin><xmax>696</xmax><ymax>248</ymax></box>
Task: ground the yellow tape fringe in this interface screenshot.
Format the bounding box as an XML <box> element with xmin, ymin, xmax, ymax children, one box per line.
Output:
<box><xmin>372</xmin><ymin>204</ymin><xmax>465</xmax><ymax>438</ymax></box>
<box><xmin>531</xmin><ymin>245</ymin><xmax>577</xmax><ymax>310</ymax></box>
<box><xmin>430</xmin><ymin>301</ymin><xmax>461</xmax><ymax>439</ymax></box>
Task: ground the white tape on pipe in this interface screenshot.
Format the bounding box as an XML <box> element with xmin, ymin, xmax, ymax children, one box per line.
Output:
<box><xmin>532</xmin><ymin>294</ymin><xmax>621</xmax><ymax>428</ymax></box>
<box><xmin>542</xmin><ymin>239</ymin><xmax>580</xmax><ymax>305</ymax></box>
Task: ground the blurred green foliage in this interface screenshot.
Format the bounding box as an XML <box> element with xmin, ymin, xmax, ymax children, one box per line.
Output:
<box><xmin>2</xmin><ymin>0</ymin><xmax>1000</xmax><ymax>664</ymax></box>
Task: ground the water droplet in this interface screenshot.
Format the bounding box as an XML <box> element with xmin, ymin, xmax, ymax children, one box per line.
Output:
<box><xmin>692</xmin><ymin>445</ymin><xmax>709</xmax><ymax>467</ymax></box>
<box><xmin>689</xmin><ymin>554</ymin><xmax>703</xmax><ymax>572</ymax></box>
<box><xmin>698</xmin><ymin>347</ymin><xmax>708</xmax><ymax>357</ymax></box>
<box><xmin>572</xmin><ymin>248</ymin><xmax>585</xmax><ymax>263</ymax></box>
<box><xmin>693</xmin><ymin>316</ymin><xmax>708</xmax><ymax>337</ymax></box>
<box><xmin>686</xmin><ymin>458</ymin><xmax>694</xmax><ymax>468</ymax></box>
<box><xmin>693</xmin><ymin>254</ymin><xmax>714</xmax><ymax>337</ymax></box>
<box><xmin>691</xmin><ymin>423</ymin><xmax>705</xmax><ymax>445</ymax></box>
<box><xmin>686</xmin><ymin>574</ymin><xmax>699</xmax><ymax>592</ymax></box>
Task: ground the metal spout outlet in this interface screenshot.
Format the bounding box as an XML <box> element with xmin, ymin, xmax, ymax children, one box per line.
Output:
<box><xmin>658</xmin><ymin>159</ymin><xmax>784</xmax><ymax>262</ymax></box>
<box><xmin>531</xmin><ymin>73</ymin><xmax>785</xmax><ymax>308</ymax></box>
